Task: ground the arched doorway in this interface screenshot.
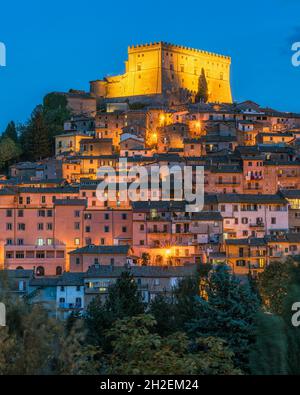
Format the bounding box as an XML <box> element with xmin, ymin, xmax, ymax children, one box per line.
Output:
<box><xmin>36</xmin><ymin>266</ymin><xmax>45</xmax><ymax>277</ymax></box>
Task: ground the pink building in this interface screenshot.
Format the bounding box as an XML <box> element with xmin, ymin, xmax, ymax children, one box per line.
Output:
<box><xmin>69</xmin><ymin>245</ymin><xmax>133</xmax><ymax>272</ymax></box>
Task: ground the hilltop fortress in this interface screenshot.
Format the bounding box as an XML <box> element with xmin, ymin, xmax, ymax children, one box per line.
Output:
<box><xmin>90</xmin><ymin>42</ymin><xmax>233</xmax><ymax>105</ymax></box>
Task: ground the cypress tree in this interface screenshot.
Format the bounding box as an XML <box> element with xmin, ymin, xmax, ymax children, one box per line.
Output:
<box><xmin>195</xmin><ymin>68</ymin><xmax>209</xmax><ymax>103</ymax></box>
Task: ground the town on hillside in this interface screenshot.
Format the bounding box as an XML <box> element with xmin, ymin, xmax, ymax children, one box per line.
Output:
<box><xmin>1</xmin><ymin>42</ymin><xmax>300</xmax><ymax>320</ymax></box>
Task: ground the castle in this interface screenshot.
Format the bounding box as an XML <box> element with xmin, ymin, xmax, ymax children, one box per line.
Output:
<box><xmin>90</xmin><ymin>42</ymin><xmax>233</xmax><ymax>105</ymax></box>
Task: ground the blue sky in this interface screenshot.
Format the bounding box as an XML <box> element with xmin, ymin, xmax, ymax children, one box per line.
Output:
<box><xmin>0</xmin><ymin>0</ymin><xmax>300</xmax><ymax>131</ymax></box>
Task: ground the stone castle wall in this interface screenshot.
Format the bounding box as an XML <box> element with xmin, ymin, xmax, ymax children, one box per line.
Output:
<box><xmin>90</xmin><ymin>42</ymin><xmax>232</xmax><ymax>104</ymax></box>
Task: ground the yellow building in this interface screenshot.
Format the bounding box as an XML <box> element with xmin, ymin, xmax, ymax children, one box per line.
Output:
<box><xmin>90</xmin><ymin>42</ymin><xmax>232</xmax><ymax>104</ymax></box>
<box><xmin>55</xmin><ymin>132</ymin><xmax>93</xmax><ymax>156</ymax></box>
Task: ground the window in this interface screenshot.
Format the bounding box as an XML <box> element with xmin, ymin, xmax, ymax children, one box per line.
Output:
<box><xmin>6</xmin><ymin>223</ymin><xmax>12</xmax><ymax>231</ymax></box>
<box><xmin>74</xmin><ymin>222</ymin><xmax>80</xmax><ymax>230</ymax></box>
<box><xmin>38</xmin><ymin>210</ymin><xmax>45</xmax><ymax>217</ymax></box>
<box><xmin>18</xmin><ymin>223</ymin><xmax>26</xmax><ymax>231</ymax></box>
<box><xmin>37</xmin><ymin>238</ymin><xmax>44</xmax><ymax>246</ymax></box>
<box><xmin>242</xmin><ymin>218</ymin><xmax>248</xmax><ymax>224</ymax></box>
<box><xmin>140</xmin><ymin>240</ymin><xmax>145</xmax><ymax>246</ymax></box>
<box><xmin>74</xmin><ymin>211</ymin><xmax>80</xmax><ymax>218</ymax></box>
<box><xmin>47</xmin><ymin>210</ymin><xmax>53</xmax><ymax>217</ymax></box>
<box><xmin>140</xmin><ymin>224</ymin><xmax>145</xmax><ymax>231</ymax></box>
<box><xmin>75</xmin><ymin>298</ymin><xmax>82</xmax><ymax>308</ymax></box>
<box><xmin>6</xmin><ymin>239</ymin><xmax>13</xmax><ymax>245</ymax></box>
<box><xmin>220</xmin><ymin>205</ymin><xmax>226</xmax><ymax>212</ymax></box>
<box><xmin>85</xmin><ymin>226</ymin><xmax>91</xmax><ymax>233</ymax></box>
<box><xmin>76</xmin><ymin>257</ymin><xmax>80</xmax><ymax>265</ymax></box>
<box><xmin>122</xmin><ymin>213</ymin><xmax>127</xmax><ymax>220</ymax></box>
<box><xmin>59</xmin><ymin>297</ymin><xmax>65</xmax><ymax>304</ymax></box>
<box><xmin>104</xmin><ymin>226</ymin><xmax>109</xmax><ymax>233</ymax></box>
<box><xmin>74</xmin><ymin>238</ymin><xmax>80</xmax><ymax>246</ymax></box>
<box><xmin>47</xmin><ymin>223</ymin><xmax>53</xmax><ymax>230</ymax></box>
<box><xmin>122</xmin><ymin>226</ymin><xmax>127</xmax><ymax>233</ymax></box>
<box><xmin>56</xmin><ymin>266</ymin><xmax>62</xmax><ymax>276</ymax></box>
<box><xmin>26</xmin><ymin>197</ymin><xmax>31</xmax><ymax>205</ymax></box>
<box><xmin>36</xmin><ymin>252</ymin><xmax>45</xmax><ymax>259</ymax></box>
<box><xmin>16</xmin><ymin>252</ymin><xmax>25</xmax><ymax>259</ymax></box>
<box><xmin>17</xmin><ymin>239</ymin><xmax>24</xmax><ymax>246</ymax></box>
<box><xmin>271</xmin><ymin>217</ymin><xmax>276</xmax><ymax>225</ymax></box>
<box><xmin>6</xmin><ymin>209</ymin><xmax>12</xmax><ymax>217</ymax></box>
<box><xmin>37</xmin><ymin>223</ymin><xmax>44</xmax><ymax>231</ymax></box>
<box><xmin>85</xmin><ymin>213</ymin><xmax>92</xmax><ymax>220</ymax></box>
<box><xmin>47</xmin><ymin>238</ymin><xmax>53</xmax><ymax>246</ymax></box>
<box><xmin>60</xmin><ymin>286</ymin><xmax>65</xmax><ymax>292</ymax></box>
<box><xmin>41</xmin><ymin>196</ymin><xmax>46</xmax><ymax>204</ymax></box>
<box><xmin>105</xmin><ymin>213</ymin><xmax>110</xmax><ymax>220</ymax></box>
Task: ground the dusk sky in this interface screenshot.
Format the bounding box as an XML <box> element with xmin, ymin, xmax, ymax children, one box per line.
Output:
<box><xmin>0</xmin><ymin>0</ymin><xmax>300</xmax><ymax>131</ymax></box>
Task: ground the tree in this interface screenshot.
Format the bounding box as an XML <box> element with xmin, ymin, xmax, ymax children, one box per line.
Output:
<box><xmin>19</xmin><ymin>93</ymin><xmax>71</xmax><ymax>160</ymax></box>
<box><xmin>195</xmin><ymin>68</ymin><xmax>209</xmax><ymax>103</ymax></box>
<box><xmin>249</xmin><ymin>259</ymin><xmax>300</xmax><ymax>375</ymax></box>
<box><xmin>2</xmin><ymin>121</ymin><xmax>18</xmax><ymax>143</ymax></box>
<box><xmin>85</xmin><ymin>271</ymin><xmax>144</xmax><ymax>349</ymax></box>
<box><xmin>56</xmin><ymin>321</ymin><xmax>101</xmax><ymax>375</ymax></box>
<box><xmin>104</xmin><ymin>315</ymin><xmax>241</xmax><ymax>375</ymax></box>
<box><xmin>249</xmin><ymin>311</ymin><xmax>288</xmax><ymax>375</ymax></box>
<box><xmin>0</xmin><ymin>297</ymin><xmax>61</xmax><ymax>375</ymax></box>
<box><xmin>149</xmin><ymin>295</ymin><xmax>177</xmax><ymax>336</ymax></box>
<box><xmin>20</xmin><ymin>105</ymin><xmax>51</xmax><ymax>160</ymax></box>
<box><xmin>0</xmin><ymin>137</ymin><xmax>21</xmax><ymax>169</ymax></box>
<box><xmin>43</xmin><ymin>92</ymin><xmax>71</xmax><ymax>139</ymax></box>
<box><xmin>173</xmin><ymin>275</ymin><xmax>202</xmax><ymax>331</ymax></box>
<box><xmin>257</xmin><ymin>259</ymin><xmax>294</xmax><ymax>315</ymax></box>
<box><xmin>187</xmin><ymin>265</ymin><xmax>259</xmax><ymax>371</ymax></box>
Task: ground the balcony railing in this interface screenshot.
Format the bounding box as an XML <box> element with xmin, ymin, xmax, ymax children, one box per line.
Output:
<box><xmin>249</xmin><ymin>222</ymin><xmax>265</xmax><ymax>228</ymax></box>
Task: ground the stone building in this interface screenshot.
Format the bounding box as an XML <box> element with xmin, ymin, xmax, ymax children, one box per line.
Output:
<box><xmin>90</xmin><ymin>42</ymin><xmax>232</xmax><ymax>105</ymax></box>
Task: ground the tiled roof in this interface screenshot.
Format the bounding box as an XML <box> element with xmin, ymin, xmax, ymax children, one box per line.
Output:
<box><xmin>85</xmin><ymin>264</ymin><xmax>198</xmax><ymax>278</ymax></box>
<box><xmin>225</xmin><ymin>238</ymin><xmax>267</xmax><ymax>246</ymax></box>
<box><xmin>69</xmin><ymin>245</ymin><xmax>131</xmax><ymax>255</ymax></box>
<box><xmin>217</xmin><ymin>194</ymin><xmax>287</xmax><ymax>204</ymax></box>
<box><xmin>18</xmin><ymin>187</ymin><xmax>79</xmax><ymax>194</ymax></box>
<box><xmin>55</xmin><ymin>199</ymin><xmax>87</xmax><ymax>206</ymax></box>
<box><xmin>192</xmin><ymin>211</ymin><xmax>223</xmax><ymax>221</ymax></box>
<box><xmin>29</xmin><ymin>277</ymin><xmax>60</xmax><ymax>287</ymax></box>
<box><xmin>57</xmin><ymin>272</ymin><xmax>84</xmax><ymax>286</ymax></box>
<box><xmin>280</xmin><ymin>190</ymin><xmax>300</xmax><ymax>199</ymax></box>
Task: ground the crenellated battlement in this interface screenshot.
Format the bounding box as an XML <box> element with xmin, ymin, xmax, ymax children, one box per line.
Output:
<box><xmin>128</xmin><ymin>41</ymin><xmax>231</xmax><ymax>60</ymax></box>
<box><xmin>92</xmin><ymin>41</ymin><xmax>232</xmax><ymax>103</ymax></box>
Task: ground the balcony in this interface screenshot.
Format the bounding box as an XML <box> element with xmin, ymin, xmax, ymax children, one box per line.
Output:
<box><xmin>249</xmin><ymin>222</ymin><xmax>264</xmax><ymax>228</ymax></box>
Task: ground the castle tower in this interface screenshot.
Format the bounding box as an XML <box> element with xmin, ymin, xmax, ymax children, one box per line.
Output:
<box><xmin>90</xmin><ymin>42</ymin><xmax>232</xmax><ymax>104</ymax></box>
